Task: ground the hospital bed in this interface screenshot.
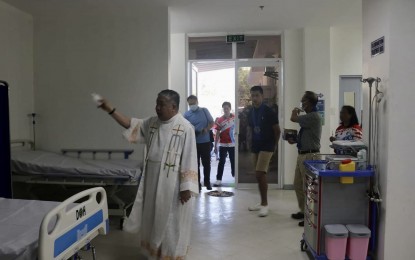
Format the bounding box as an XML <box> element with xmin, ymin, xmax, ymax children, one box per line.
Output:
<box><xmin>0</xmin><ymin>187</ymin><xmax>108</xmax><ymax>260</ymax></box>
<box><xmin>10</xmin><ymin>140</ymin><xmax>141</xmax><ymax>228</ymax></box>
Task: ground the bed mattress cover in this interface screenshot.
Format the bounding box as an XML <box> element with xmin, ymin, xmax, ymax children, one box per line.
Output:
<box><xmin>11</xmin><ymin>150</ymin><xmax>142</xmax><ymax>180</ymax></box>
<box><xmin>0</xmin><ymin>198</ymin><xmax>60</xmax><ymax>260</ymax></box>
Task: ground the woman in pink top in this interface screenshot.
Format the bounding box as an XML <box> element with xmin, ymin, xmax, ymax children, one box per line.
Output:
<box><xmin>213</xmin><ymin>102</ymin><xmax>235</xmax><ymax>187</ymax></box>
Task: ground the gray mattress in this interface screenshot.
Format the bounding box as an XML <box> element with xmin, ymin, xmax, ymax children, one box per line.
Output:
<box><xmin>11</xmin><ymin>150</ymin><xmax>141</xmax><ymax>180</ymax></box>
<box><xmin>0</xmin><ymin>198</ymin><xmax>60</xmax><ymax>260</ymax></box>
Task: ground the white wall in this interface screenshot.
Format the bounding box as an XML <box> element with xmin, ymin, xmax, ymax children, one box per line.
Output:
<box><xmin>386</xmin><ymin>1</ymin><xmax>415</xmax><ymax>258</ymax></box>
<box><xmin>0</xmin><ymin>1</ymin><xmax>34</xmax><ymax>141</ymax></box>
<box><xmin>282</xmin><ymin>29</ymin><xmax>305</xmax><ymax>187</ymax></box>
<box><xmin>362</xmin><ymin>0</ymin><xmax>415</xmax><ymax>259</ymax></box>
<box><xmin>329</xmin><ymin>25</ymin><xmax>363</xmax><ymax>132</ymax></box>
<box><xmin>303</xmin><ymin>27</ymin><xmax>332</xmax><ymax>154</ymax></box>
<box><xmin>169</xmin><ymin>33</ymin><xmax>187</xmax><ymax>113</ymax></box>
<box><xmin>170</xmin><ymin>26</ymin><xmax>363</xmax><ymax>187</ymax></box>
<box><xmin>280</xmin><ymin>25</ymin><xmax>362</xmax><ymax>186</ymax></box>
<box><xmin>362</xmin><ymin>1</ymin><xmax>390</xmax><ymax>259</ymax></box>
<box><xmin>33</xmin><ymin>5</ymin><xmax>169</xmax><ymax>160</ymax></box>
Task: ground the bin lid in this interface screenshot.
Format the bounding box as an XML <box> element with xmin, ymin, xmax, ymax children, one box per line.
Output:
<box><xmin>324</xmin><ymin>224</ymin><xmax>348</xmax><ymax>238</ymax></box>
<box><xmin>346</xmin><ymin>224</ymin><xmax>371</xmax><ymax>238</ymax></box>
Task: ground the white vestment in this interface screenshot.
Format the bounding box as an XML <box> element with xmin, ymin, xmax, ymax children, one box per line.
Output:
<box><xmin>122</xmin><ymin>114</ymin><xmax>198</xmax><ymax>260</ymax></box>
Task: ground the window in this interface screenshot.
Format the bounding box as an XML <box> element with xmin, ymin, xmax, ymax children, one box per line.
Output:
<box><xmin>189</xmin><ymin>36</ymin><xmax>232</xmax><ymax>60</ymax></box>
<box><xmin>188</xmin><ymin>35</ymin><xmax>281</xmax><ymax>60</ymax></box>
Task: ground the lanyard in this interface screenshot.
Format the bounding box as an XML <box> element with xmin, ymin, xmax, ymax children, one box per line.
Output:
<box><xmin>252</xmin><ymin>104</ymin><xmax>264</xmax><ymax>127</ymax></box>
<box><xmin>252</xmin><ymin>104</ymin><xmax>265</xmax><ymax>135</ymax></box>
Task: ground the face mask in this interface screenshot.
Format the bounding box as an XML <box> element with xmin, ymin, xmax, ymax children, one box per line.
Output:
<box><xmin>189</xmin><ymin>105</ymin><xmax>198</xmax><ymax>111</ymax></box>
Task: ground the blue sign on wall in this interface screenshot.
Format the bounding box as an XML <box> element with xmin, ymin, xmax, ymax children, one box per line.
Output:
<box><xmin>0</xmin><ymin>81</ymin><xmax>12</xmax><ymax>198</ymax></box>
<box><xmin>316</xmin><ymin>96</ymin><xmax>325</xmax><ymax>126</ymax></box>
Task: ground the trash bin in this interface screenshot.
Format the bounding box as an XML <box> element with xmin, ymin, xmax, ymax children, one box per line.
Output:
<box><xmin>325</xmin><ymin>224</ymin><xmax>348</xmax><ymax>260</ymax></box>
<box><xmin>346</xmin><ymin>224</ymin><xmax>371</xmax><ymax>260</ymax></box>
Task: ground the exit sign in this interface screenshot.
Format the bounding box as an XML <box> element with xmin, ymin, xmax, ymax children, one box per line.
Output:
<box><xmin>226</xmin><ymin>35</ymin><xmax>245</xmax><ymax>43</ymax></box>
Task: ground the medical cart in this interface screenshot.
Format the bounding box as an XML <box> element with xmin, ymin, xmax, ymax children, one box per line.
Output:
<box><xmin>300</xmin><ymin>160</ymin><xmax>375</xmax><ymax>260</ymax></box>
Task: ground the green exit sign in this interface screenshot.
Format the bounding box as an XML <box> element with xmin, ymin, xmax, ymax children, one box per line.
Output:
<box><xmin>226</xmin><ymin>35</ymin><xmax>245</xmax><ymax>43</ymax></box>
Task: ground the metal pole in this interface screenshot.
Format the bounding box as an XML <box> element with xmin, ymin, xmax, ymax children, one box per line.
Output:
<box><xmin>361</xmin><ymin>77</ymin><xmax>375</xmax><ymax>165</ymax></box>
<box><xmin>32</xmin><ymin>113</ymin><xmax>36</xmax><ymax>150</ymax></box>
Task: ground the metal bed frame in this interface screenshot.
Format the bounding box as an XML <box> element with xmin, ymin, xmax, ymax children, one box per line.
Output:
<box><xmin>11</xmin><ymin>140</ymin><xmax>140</xmax><ymax>228</ymax></box>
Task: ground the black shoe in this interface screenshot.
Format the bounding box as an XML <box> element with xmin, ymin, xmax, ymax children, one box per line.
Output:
<box><xmin>298</xmin><ymin>221</ymin><xmax>304</xmax><ymax>227</ymax></box>
<box><xmin>291</xmin><ymin>212</ymin><xmax>305</xmax><ymax>220</ymax></box>
<box><xmin>206</xmin><ymin>184</ymin><xmax>212</xmax><ymax>190</ymax></box>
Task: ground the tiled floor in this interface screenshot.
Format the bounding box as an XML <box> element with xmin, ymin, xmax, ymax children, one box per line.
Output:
<box><xmin>82</xmin><ymin>189</ymin><xmax>310</xmax><ymax>260</ymax></box>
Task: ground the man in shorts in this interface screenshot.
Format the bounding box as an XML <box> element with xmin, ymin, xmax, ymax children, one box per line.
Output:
<box><xmin>247</xmin><ymin>86</ymin><xmax>281</xmax><ymax>217</ymax></box>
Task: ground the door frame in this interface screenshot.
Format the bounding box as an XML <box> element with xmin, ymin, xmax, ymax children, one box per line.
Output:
<box><xmin>186</xmin><ymin>58</ymin><xmax>284</xmax><ymax>189</ymax></box>
<box><xmin>339</xmin><ymin>75</ymin><xmax>363</xmax><ymax>124</ymax></box>
<box><xmin>234</xmin><ymin>59</ymin><xmax>284</xmax><ymax>189</ymax></box>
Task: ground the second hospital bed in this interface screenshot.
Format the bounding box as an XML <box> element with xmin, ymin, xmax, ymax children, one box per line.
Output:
<box><xmin>0</xmin><ymin>187</ymin><xmax>109</xmax><ymax>260</ymax></box>
<box><xmin>10</xmin><ymin>140</ymin><xmax>141</xmax><ymax>228</ymax></box>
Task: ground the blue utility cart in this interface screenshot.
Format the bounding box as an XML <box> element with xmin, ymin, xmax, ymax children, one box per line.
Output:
<box><xmin>300</xmin><ymin>160</ymin><xmax>375</xmax><ymax>260</ymax></box>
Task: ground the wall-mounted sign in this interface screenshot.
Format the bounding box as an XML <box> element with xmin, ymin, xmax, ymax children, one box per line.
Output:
<box><xmin>371</xmin><ymin>37</ymin><xmax>384</xmax><ymax>57</ymax></box>
<box><xmin>226</xmin><ymin>35</ymin><xmax>245</xmax><ymax>43</ymax></box>
<box><xmin>316</xmin><ymin>94</ymin><xmax>325</xmax><ymax>126</ymax></box>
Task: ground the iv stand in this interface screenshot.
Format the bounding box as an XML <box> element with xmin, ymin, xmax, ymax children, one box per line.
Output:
<box><xmin>28</xmin><ymin>113</ymin><xmax>37</xmax><ymax>150</ymax></box>
<box><xmin>361</xmin><ymin>77</ymin><xmax>381</xmax><ymax>166</ymax></box>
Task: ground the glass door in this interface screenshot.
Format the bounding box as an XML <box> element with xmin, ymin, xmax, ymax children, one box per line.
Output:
<box><xmin>235</xmin><ymin>59</ymin><xmax>283</xmax><ymax>189</ymax></box>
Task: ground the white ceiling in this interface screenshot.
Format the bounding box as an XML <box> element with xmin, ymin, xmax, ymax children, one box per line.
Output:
<box><xmin>3</xmin><ymin>0</ymin><xmax>362</xmax><ymax>33</ymax></box>
<box><xmin>170</xmin><ymin>0</ymin><xmax>362</xmax><ymax>33</ymax></box>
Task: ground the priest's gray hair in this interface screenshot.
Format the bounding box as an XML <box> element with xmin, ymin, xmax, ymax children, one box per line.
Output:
<box><xmin>158</xmin><ymin>89</ymin><xmax>180</xmax><ymax>110</ymax></box>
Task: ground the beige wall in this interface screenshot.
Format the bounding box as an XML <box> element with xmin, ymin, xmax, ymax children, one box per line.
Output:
<box><xmin>282</xmin><ymin>29</ymin><xmax>305</xmax><ymax>187</ymax></box>
<box><xmin>32</xmin><ymin>5</ymin><xmax>169</xmax><ymax>160</ymax></box>
<box><xmin>169</xmin><ymin>33</ymin><xmax>187</xmax><ymax>113</ymax></box>
<box><xmin>0</xmin><ymin>1</ymin><xmax>34</xmax><ymax>141</ymax></box>
<box><xmin>329</xmin><ymin>25</ymin><xmax>363</xmax><ymax>132</ymax></box>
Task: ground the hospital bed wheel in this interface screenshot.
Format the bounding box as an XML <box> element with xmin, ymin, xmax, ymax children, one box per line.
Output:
<box><xmin>300</xmin><ymin>239</ymin><xmax>307</xmax><ymax>252</ymax></box>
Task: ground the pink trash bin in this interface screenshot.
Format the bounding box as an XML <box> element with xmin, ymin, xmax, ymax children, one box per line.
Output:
<box><xmin>325</xmin><ymin>224</ymin><xmax>348</xmax><ymax>260</ymax></box>
<box><xmin>346</xmin><ymin>224</ymin><xmax>371</xmax><ymax>260</ymax></box>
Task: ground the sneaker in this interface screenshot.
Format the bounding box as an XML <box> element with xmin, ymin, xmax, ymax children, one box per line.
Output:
<box><xmin>298</xmin><ymin>221</ymin><xmax>305</xmax><ymax>227</ymax></box>
<box><xmin>248</xmin><ymin>203</ymin><xmax>261</xmax><ymax>211</ymax></box>
<box><xmin>258</xmin><ymin>206</ymin><xmax>269</xmax><ymax>217</ymax></box>
<box><xmin>291</xmin><ymin>212</ymin><xmax>305</xmax><ymax>220</ymax></box>
<box><xmin>213</xmin><ymin>180</ymin><xmax>222</xmax><ymax>187</ymax></box>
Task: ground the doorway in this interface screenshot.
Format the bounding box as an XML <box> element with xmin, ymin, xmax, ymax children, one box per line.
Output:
<box><xmin>235</xmin><ymin>60</ymin><xmax>282</xmax><ymax>189</ymax></box>
<box><xmin>339</xmin><ymin>76</ymin><xmax>363</xmax><ymax>124</ymax></box>
<box><xmin>189</xmin><ymin>61</ymin><xmax>236</xmax><ymax>187</ymax></box>
<box><xmin>188</xmin><ymin>59</ymin><xmax>283</xmax><ymax>189</ymax></box>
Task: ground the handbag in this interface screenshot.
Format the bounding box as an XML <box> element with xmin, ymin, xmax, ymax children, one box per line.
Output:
<box><xmin>202</xmin><ymin>108</ymin><xmax>215</xmax><ymax>142</ymax></box>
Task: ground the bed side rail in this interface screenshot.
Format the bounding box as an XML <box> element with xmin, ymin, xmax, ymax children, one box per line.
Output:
<box><xmin>38</xmin><ymin>187</ymin><xmax>109</xmax><ymax>260</ymax></box>
<box><xmin>11</xmin><ymin>139</ymin><xmax>35</xmax><ymax>150</ymax></box>
<box><xmin>61</xmin><ymin>148</ymin><xmax>134</xmax><ymax>159</ymax></box>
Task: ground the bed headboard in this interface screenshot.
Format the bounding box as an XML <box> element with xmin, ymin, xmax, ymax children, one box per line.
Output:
<box><xmin>38</xmin><ymin>187</ymin><xmax>109</xmax><ymax>260</ymax></box>
<box><xmin>11</xmin><ymin>139</ymin><xmax>35</xmax><ymax>150</ymax></box>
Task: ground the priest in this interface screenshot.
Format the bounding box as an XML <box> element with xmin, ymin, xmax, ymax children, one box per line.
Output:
<box><xmin>97</xmin><ymin>89</ymin><xmax>198</xmax><ymax>259</ymax></box>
